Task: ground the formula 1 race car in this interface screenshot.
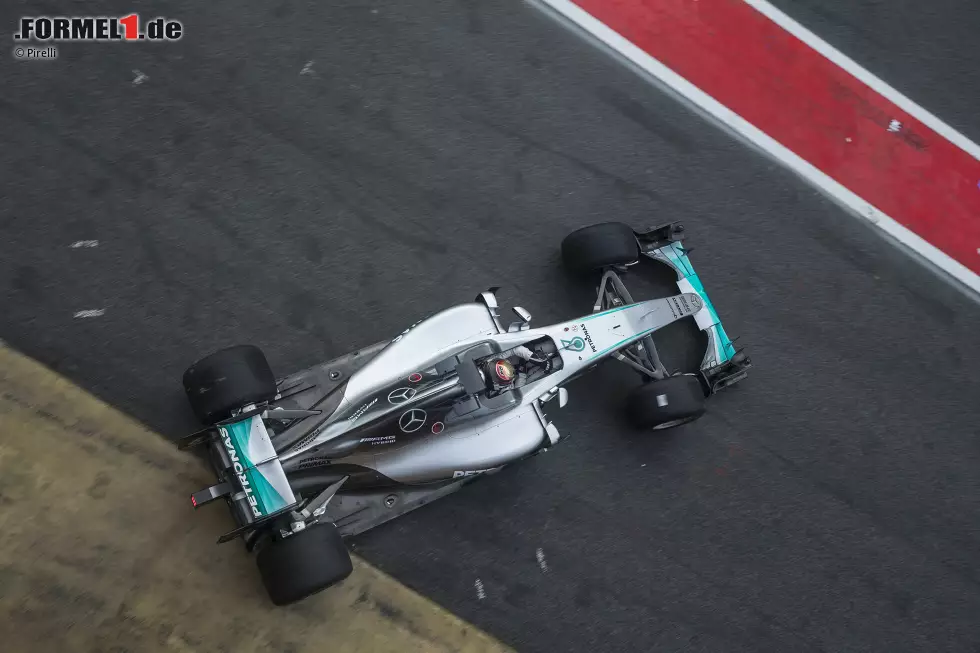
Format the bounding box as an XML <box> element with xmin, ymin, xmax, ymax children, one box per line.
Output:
<box><xmin>178</xmin><ymin>221</ymin><xmax>750</xmax><ymax>605</ymax></box>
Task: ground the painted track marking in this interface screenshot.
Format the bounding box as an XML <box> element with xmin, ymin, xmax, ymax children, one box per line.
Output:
<box><xmin>73</xmin><ymin>309</ymin><xmax>105</xmax><ymax>318</ymax></box>
<box><xmin>536</xmin><ymin>548</ymin><xmax>549</xmax><ymax>572</ymax></box>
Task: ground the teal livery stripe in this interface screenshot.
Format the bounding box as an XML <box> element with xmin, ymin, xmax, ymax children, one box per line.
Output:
<box><xmin>661</xmin><ymin>243</ymin><xmax>735</xmax><ymax>362</ymax></box>
<box><xmin>221</xmin><ymin>419</ymin><xmax>257</xmax><ymax>467</ymax></box>
<box><xmin>219</xmin><ymin>415</ymin><xmax>296</xmax><ymax>518</ymax></box>
<box><xmin>243</xmin><ymin>466</ymin><xmax>289</xmax><ymax>516</ymax></box>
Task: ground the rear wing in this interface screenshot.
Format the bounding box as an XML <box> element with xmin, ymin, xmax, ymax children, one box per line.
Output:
<box><xmin>180</xmin><ymin>414</ymin><xmax>300</xmax><ymax>543</ymax></box>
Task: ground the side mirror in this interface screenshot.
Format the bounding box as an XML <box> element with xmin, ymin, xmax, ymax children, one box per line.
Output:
<box><xmin>542</xmin><ymin>386</ymin><xmax>569</xmax><ymax>408</ymax></box>
<box><xmin>512</xmin><ymin>306</ymin><xmax>532</xmax><ymax>322</ymax></box>
<box><xmin>507</xmin><ymin>306</ymin><xmax>532</xmax><ymax>332</ymax></box>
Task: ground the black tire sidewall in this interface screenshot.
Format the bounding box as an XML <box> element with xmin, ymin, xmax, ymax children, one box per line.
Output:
<box><xmin>626</xmin><ymin>375</ymin><xmax>706</xmax><ymax>430</ymax></box>
<box><xmin>561</xmin><ymin>222</ymin><xmax>640</xmax><ymax>274</ymax></box>
<box><xmin>257</xmin><ymin>522</ymin><xmax>353</xmax><ymax>606</ymax></box>
<box><xmin>182</xmin><ymin>345</ymin><xmax>276</xmax><ymax>424</ymax></box>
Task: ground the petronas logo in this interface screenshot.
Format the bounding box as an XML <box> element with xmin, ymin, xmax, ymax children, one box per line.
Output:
<box><xmin>561</xmin><ymin>337</ymin><xmax>586</xmax><ymax>352</ymax></box>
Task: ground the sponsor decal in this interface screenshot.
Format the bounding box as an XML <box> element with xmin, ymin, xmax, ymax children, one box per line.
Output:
<box><xmin>398</xmin><ymin>409</ymin><xmax>427</xmax><ymax>433</ymax></box>
<box><xmin>431</xmin><ymin>421</ymin><xmax>445</xmax><ymax>434</ymax></box>
<box><xmin>579</xmin><ymin>324</ymin><xmax>597</xmax><ymax>353</ymax></box>
<box><xmin>359</xmin><ymin>435</ymin><xmax>397</xmax><ymax>446</ymax></box>
<box><xmin>669</xmin><ymin>296</ymin><xmax>700</xmax><ymax>318</ymax></box>
<box><xmin>561</xmin><ymin>336</ymin><xmax>586</xmax><ymax>352</ymax></box>
<box><xmin>452</xmin><ymin>468</ymin><xmax>495</xmax><ymax>479</ymax></box>
<box><xmin>388</xmin><ymin>387</ymin><xmax>416</xmax><ymax>404</ymax></box>
<box><xmin>347</xmin><ymin>397</ymin><xmax>378</xmax><ymax>423</ymax></box>
<box><xmin>219</xmin><ymin>426</ymin><xmax>262</xmax><ymax>518</ymax></box>
<box><xmin>679</xmin><ymin>294</ymin><xmax>692</xmax><ymax>314</ymax></box>
<box><xmin>387</xmin><ymin>319</ymin><xmax>424</xmax><ymax>346</ymax></box>
<box><xmin>408</xmin><ymin>372</ymin><xmax>423</xmax><ymax>383</ymax></box>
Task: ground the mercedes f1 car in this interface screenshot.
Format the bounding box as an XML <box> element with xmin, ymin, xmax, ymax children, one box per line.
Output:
<box><xmin>178</xmin><ymin>222</ymin><xmax>750</xmax><ymax>605</ymax></box>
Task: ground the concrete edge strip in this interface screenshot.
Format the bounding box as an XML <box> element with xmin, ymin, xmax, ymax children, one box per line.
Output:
<box><xmin>0</xmin><ymin>344</ymin><xmax>512</xmax><ymax>653</ymax></box>
<box><xmin>529</xmin><ymin>0</ymin><xmax>980</xmax><ymax>300</ymax></box>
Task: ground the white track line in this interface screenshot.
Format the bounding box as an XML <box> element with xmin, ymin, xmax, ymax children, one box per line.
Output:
<box><xmin>532</xmin><ymin>0</ymin><xmax>980</xmax><ymax>297</ymax></box>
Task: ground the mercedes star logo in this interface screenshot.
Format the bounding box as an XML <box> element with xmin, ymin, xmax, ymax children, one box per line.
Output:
<box><xmin>388</xmin><ymin>387</ymin><xmax>416</xmax><ymax>404</ymax></box>
<box><xmin>398</xmin><ymin>409</ymin><xmax>427</xmax><ymax>433</ymax></box>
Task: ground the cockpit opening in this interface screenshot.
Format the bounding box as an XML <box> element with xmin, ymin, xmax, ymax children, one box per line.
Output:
<box><xmin>475</xmin><ymin>336</ymin><xmax>563</xmax><ymax>398</ymax></box>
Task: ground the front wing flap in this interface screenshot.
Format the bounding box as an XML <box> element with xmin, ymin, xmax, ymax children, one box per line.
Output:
<box><xmin>637</xmin><ymin>223</ymin><xmax>752</xmax><ymax>394</ymax></box>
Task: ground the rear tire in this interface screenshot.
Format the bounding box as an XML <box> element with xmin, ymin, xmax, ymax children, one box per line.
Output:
<box><xmin>257</xmin><ymin>522</ymin><xmax>353</xmax><ymax>606</ymax></box>
<box><xmin>561</xmin><ymin>222</ymin><xmax>640</xmax><ymax>274</ymax></box>
<box><xmin>626</xmin><ymin>375</ymin><xmax>706</xmax><ymax>430</ymax></box>
<box><xmin>182</xmin><ymin>345</ymin><xmax>276</xmax><ymax>425</ymax></box>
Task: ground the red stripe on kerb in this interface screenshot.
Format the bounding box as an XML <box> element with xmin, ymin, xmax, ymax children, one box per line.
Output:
<box><xmin>573</xmin><ymin>0</ymin><xmax>980</xmax><ymax>275</ymax></box>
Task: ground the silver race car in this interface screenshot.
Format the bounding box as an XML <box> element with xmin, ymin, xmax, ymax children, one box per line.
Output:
<box><xmin>178</xmin><ymin>222</ymin><xmax>750</xmax><ymax>605</ymax></box>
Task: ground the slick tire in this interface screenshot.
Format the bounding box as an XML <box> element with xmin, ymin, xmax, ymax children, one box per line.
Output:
<box><xmin>626</xmin><ymin>375</ymin><xmax>706</xmax><ymax>430</ymax></box>
<box><xmin>561</xmin><ymin>222</ymin><xmax>640</xmax><ymax>275</ymax></box>
<box><xmin>182</xmin><ymin>345</ymin><xmax>276</xmax><ymax>425</ymax></box>
<box><xmin>257</xmin><ymin>522</ymin><xmax>354</xmax><ymax>606</ymax></box>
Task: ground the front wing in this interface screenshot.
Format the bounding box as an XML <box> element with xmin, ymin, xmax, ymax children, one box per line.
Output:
<box><xmin>637</xmin><ymin>223</ymin><xmax>752</xmax><ymax>393</ymax></box>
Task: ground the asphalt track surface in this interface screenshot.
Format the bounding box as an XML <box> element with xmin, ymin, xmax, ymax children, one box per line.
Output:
<box><xmin>3</xmin><ymin>1</ymin><xmax>980</xmax><ymax>651</ymax></box>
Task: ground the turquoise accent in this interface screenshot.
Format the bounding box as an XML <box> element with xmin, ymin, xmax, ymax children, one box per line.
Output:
<box><xmin>561</xmin><ymin>337</ymin><xmax>586</xmax><ymax>352</ymax></box>
<box><xmin>220</xmin><ymin>416</ymin><xmax>294</xmax><ymax>518</ymax></box>
<box><xmin>575</xmin><ymin>243</ymin><xmax>737</xmax><ymax>366</ymax></box>
<box><xmin>222</xmin><ymin>419</ymin><xmax>257</xmax><ymax>467</ymax></box>
<box><xmin>658</xmin><ymin>243</ymin><xmax>736</xmax><ymax>363</ymax></box>
<box><xmin>244</xmin><ymin>466</ymin><xmax>289</xmax><ymax>516</ymax></box>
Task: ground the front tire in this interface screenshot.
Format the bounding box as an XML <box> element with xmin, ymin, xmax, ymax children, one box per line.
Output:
<box><xmin>561</xmin><ymin>222</ymin><xmax>640</xmax><ymax>275</ymax></box>
<box><xmin>626</xmin><ymin>375</ymin><xmax>706</xmax><ymax>430</ymax></box>
<box><xmin>257</xmin><ymin>522</ymin><xmax>353</xmax><ymax>606</ymax></box>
